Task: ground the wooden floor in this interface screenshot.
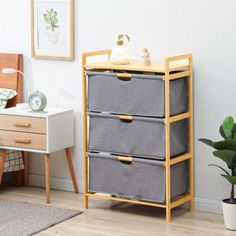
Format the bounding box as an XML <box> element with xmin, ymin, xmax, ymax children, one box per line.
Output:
<box><xmin>0</xmin><ymin>187</ymin><xmax>234</xmax><ymax>236</ymax></box>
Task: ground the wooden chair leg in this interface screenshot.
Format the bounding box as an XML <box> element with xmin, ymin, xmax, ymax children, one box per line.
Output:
<box><xmin>65</xmin><ymin>148</ymin><xmax>79</xmax><ymax>193</ymax></box>
<box><xmin>23</xmin><ymin>152</ymin><xmax>28</xmax><ymax>186</ymax></box>
<box><xmin>12</xmin><ymin>170</ymin><xmax>24</xmax><ymax>186</ymax></box>
<box><xmin>45</xmin><ymin>154</ymin><xmax>50</xmax><ymax>204</ymax></box>
<box><xmin>0</xmin><ymin>150</ymin><xmax>7</xmax><ymax>185</ymax></box>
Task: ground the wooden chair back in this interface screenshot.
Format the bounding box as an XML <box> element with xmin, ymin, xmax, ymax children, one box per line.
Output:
<box><xmin>0</xmin><ymin>53</ymin><xmax>23</xmax><ymax>107</ymax></box>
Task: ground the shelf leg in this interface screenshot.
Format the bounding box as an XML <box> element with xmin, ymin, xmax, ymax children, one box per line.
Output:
<box><xmin>189</xmin><ymin>156</ymin><xmax>194</xmax><ymax>211</ymax></box>
<box><xmin>165</xmin><ymin>58</ymin><xmax>172</xmax><ymax>223</ymax></box>
<box><xmin>166</xmin><ymin>207</ymin><xmax>171</xmax><ymax>223</ymax></box>
<box><xmin>84</xmin><ymin>195</ymin><xmax>88</xmax><ymax>209</ymax></box>
<box><xmin>190</xmin><ymin>198</ymin><xmax>194</xmax><ymax>211</ymax></box>
<box><xmin>189</xmin><ymin>55</ymin><xmax>194</xmax><ymax>212</ymax></box>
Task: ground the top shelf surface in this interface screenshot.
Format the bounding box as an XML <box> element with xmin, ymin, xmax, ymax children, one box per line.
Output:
<box><xmin>0</xmin><ymin>107</ymin><xmax>73</xmax><ymax>118</ymax></box>
<box><xmin>85</xmin><ymin>60</ymin><xmax>189</xmax><ymax>73</ymax></box>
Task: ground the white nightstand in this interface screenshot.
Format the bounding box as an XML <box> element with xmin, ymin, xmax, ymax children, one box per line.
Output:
<box><xmin>0</xmin><ymin>107</ymin><xmax>78</xmax><ymax>203</ymax></box>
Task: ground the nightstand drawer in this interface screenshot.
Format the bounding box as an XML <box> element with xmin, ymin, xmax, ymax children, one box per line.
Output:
<box><xmin>0</xmin><ymin>115</ymin><xmax>46</xmax><ymax>134</ymax></box>
<box><xmin>0</xmin><ymin>130</ymin><xmax>46</xmax><ymax>150</ymax></box>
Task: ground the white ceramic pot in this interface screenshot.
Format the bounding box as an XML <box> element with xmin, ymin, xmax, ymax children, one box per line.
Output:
<box><xmin>110</xmin><ymin>43</ymin><xmax>130</xmax><ymax>65</ymax></box>
<box><xmin>47</xmin><ymin>31</ymin><xmax>60</xmax><ymax>44</ymax></box>
<box><xmin>222</xmin><ymin>199</ymin><xmax>236</xmax><ymax>230</ymax></box>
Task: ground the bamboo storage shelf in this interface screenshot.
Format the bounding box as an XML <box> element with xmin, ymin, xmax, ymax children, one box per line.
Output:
<box><xmin>82</xmin><ymin>49</ymin><xmax>194</xmax><ymax>223</ymax></box>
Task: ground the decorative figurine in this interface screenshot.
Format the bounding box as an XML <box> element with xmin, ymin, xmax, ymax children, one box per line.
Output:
<box><xmin>142</xmin><ymin>48</ymin><xmax>151</xmax><ymax>66</ymax></box>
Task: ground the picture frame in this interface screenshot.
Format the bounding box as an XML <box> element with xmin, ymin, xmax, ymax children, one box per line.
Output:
<box><xmin>31</xmin><ymin>0</ymin><xmax>74</xmax><ymax>60</ymax></box>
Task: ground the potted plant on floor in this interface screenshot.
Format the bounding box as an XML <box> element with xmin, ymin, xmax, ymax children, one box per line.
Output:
<box><xmin>199</xmin><ymin>116</ymin><xmax>236</xmax><ymax>230</ymax></box>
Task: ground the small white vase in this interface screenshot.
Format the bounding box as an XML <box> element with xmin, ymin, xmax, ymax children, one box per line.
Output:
<box><xmin>47</xmin><ymin>31</ymin><xmax>60</xmax><ymax>44</ymax></box>
<box><xmin>110</xmin><ymin>41</ymin><xmax>130</xmax><ymax>65</ymax></box>
<box><xmin>222</xmin><ymin>200</ymin><xmax>236</xmax><ymax>230</ymax></box>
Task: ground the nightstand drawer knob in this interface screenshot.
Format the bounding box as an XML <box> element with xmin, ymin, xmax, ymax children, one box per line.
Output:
<box><xmin>14</xmin><ymin>123</ymin><xmax>31</xmax><ymax>128</ymax></box>
<box><xmin>15</xmin><ymin>139</ymin><xmax>31</xmax><ymax>144</ymax></box>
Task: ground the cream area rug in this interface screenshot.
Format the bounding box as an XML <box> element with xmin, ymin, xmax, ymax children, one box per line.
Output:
<box><xmin>0</xmin><ymin>199</ymin><xmax>82</xmax><ymax>236</ymax></box>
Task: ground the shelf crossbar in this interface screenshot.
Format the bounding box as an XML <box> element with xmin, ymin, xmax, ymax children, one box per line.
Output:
<box><xmin>163</xmin><ymin>153</ymin><xmax>191</xmax><ymax>167</ymax></box>
<box><xmin>168</xmin><ymin>71</ymin><xmax>191</xmax><ymax>80</ymax></box>
<box><xmin>86</xmin><ymin>192</ymin><xmax>166</xmax><ymax>208</ymax></box>
<box><xmin>170</xmin><ymin>194</ymin><xmax>192</xmax><ymax>209</ymax></box>
<box><xmin>169</xmin><ymin>112</ymin><xmax>190</xmax><ymax>123</ymax></box>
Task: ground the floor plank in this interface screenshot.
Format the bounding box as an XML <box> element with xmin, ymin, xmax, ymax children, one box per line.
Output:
<box><xmin>0</xmin><ymin>187</ymin><xmax>234</xmax><ymax>236</ymax></box>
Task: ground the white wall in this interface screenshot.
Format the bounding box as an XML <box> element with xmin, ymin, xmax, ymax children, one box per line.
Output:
<box><xmin>1</xmin><ymin>0</ymin><xmax>236</xmax><ymax>213</ymax></box>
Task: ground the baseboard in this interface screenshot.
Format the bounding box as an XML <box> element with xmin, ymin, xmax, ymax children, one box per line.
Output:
<box><xmin>29</xmin><ymin>174</ymin><xmax>222</xmax><ymax>214</ymax></box>
<box><xmin>194</xmin><ymin>197</ymin><xmax>222</xmax><ymax>214</ymax></box>
<box><xmin>28</xmin><ymin>174</ymin><xmax>83</xmax><ymax>193</ymax></box>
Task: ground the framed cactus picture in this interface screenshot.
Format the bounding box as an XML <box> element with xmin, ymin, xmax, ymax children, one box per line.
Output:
<box><xmin>31</xmin><ymin>0</ymin><xmax>74</xmax><ymax>60</ymax></box>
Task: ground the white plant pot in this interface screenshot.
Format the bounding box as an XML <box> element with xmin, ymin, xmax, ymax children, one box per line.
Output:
<box><xmin>47</xmin><ymin>31</ymin><xmax>60</xmax><ymax>44</ymax></box>
<box><xmin>222</xmin><ymin>200</ymin><xmax>236</xmax><ymax>230</ymax></box>
<box><xmin>110</xmin><ymin>44</ymin><xmax>130</xmax><ymax>65</ymax></box>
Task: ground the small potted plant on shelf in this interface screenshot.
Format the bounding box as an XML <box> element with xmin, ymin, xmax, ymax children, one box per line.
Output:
<box><xmin>110</xmin><ymin>34</ymin><xmax>131</xmax><ymax>65</ymax></box>
<box><xmin>199</xmin><ymin>116</ymin><xmax>236</xmax><ymax>230</ymax></box>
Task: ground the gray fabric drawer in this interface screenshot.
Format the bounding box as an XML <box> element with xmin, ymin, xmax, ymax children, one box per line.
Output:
<box><xmin>88</xmin><ymin>112</ymin><xmax>188</xmax><ymax>160</ymax></box>
<box><xmin>87</xmin><ymin>71</ymin><xmax>187</xmax><ymax>117</ymax></box>
<box><xmin>89</xmin><ymin>153</ymin><xmax>189</xmax><ymax>203</ymax></box>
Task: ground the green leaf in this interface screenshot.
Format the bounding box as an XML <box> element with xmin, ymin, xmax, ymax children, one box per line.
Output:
<box><xmin>219</xmin><ymin>125</ymin><xmax>227</xmax><ymax>139</ymax></box>
<box><xmin>125</xmin><ymin>34</ymin><xmax>130</xmax><ymax>41</ymax></box>
<box><xmin>209</xmin><ymin>164</ymin><xmax>230</xmax><ymax>175</ymax></box>
<box><xmin>50</xmin><ymin>8</ymin><xmax>53</xmax><ymax>14</ymax></box>
<box><xmin>213</xmin><ymin>150</ymin><xmax>236</xmax><ymax>169</ymax></box>
<box><xmin>222</xmin><ymin>116</ymin><xmax>234</xmax><ymax>138</ymax></box>
<box><xmin>52</xmin><ymin>11</ymin><xmax>57</xmax><ymax>18</ymax></box>
<box><xmin>53</xmin><ymin>18</ymin><xmax>58</xmax><ymax>23</ymax></box>
<box><xmin>222</xmin><ymin>175</ymin><xmax>236</xmax><ymax>185</ymax></box>
<box><xmin>43</xmin><ymin>14</ymin><xmax>50</xmax><ymax>20</ymax></box>
<box><xmin>233</xmin><ymin>167</ymin><xmax>236</xmax><ymax>176</ymax></box>
<box><xmin>198</xmin><ymin>138</ymin><xmax>213</xmax><ymax>147</ymax></box>
<box><xmin>118</xmin><ymin>34</ymin><xmax>123</xmax><ymax>40</ymax></box>
<box><xmin>232</xmin><ymin>124</ymin><xmax>236</xmax><ymax>140</ymax></box>
<box><xmin>213</xmin><ymin>139</ymin><xmax>236</xmax><ymax>152</ymax></box>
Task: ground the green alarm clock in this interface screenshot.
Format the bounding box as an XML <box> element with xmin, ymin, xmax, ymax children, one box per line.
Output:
<box><xmin>28</xmin><ymin>91</ymin><xmax>47</xmax><ymax>112</ymax></box>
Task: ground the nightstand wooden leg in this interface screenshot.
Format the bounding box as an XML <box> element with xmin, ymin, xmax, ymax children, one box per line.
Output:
<box><xmin>23</xmin><ymin>152</ymin><xmax>28</xmax><ymax>186</ymax></box>
<box><xmin>65</xmin><ymin>148</ymin><xmax>79</xmax><ymax>193</ymax></box>
<box><xmin>45</xmin><ymin>154</ymin><xmax>50</xmax><ymax>204</ymax></box>
<box><xmin>0</xmin><ymin>150</ymin><xmax>6</xmax><ymax>185</ymax></box>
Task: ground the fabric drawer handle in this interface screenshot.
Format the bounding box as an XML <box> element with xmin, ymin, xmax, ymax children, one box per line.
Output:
<box><xmin>117</xmin><ymin>156</ymin><xmax>133</xmax><ymax>162</ymax></box>
<box><xmin>14</xmin><ymin>123</ymin><xmax>31</xmax><ymax>128</ymax></box>
<box><xmin>15</xmin><ymin>139</ymin><xmax>31</xmax><ymax>144</ymax></box>
<box><xmin>116</xmin><ymin>73</ymin><xmax>132</xmax><ymax>80</ymax></box>
<box><xmin>119</xmin><ymin>115</ymin><xmax>133</xmax><ymax>121</ymax></box>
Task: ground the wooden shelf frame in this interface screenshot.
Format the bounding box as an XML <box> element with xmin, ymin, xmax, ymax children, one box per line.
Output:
<box><xmin>164</xmin><ymin>53</ymin><xmax>194</xmax><ymax>222</ymax></box>
<box><xmin>82</xmin><ymin>49</ymin><xmax>112</xmax><ymax>209</ymax></box>
<box><xmin>82</xmin><ymin>50</ymin><xmax>194</xmax><ymax>223</ymax></box>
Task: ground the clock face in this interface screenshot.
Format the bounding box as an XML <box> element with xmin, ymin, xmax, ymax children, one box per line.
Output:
<box><xmin>29</xmin><ymin>95</ymin><xmax>42</xmax><ymax>111</ymax></box>
<box><xmin>28</xmin><ymin>91</ymin><xmax>47</xmax><ymax>112</ymax></box>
